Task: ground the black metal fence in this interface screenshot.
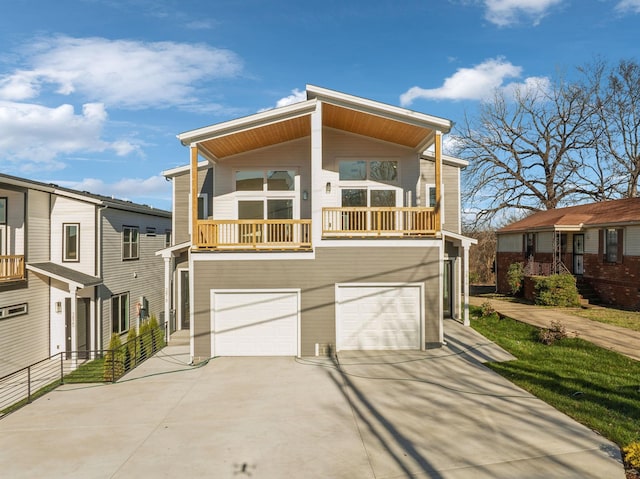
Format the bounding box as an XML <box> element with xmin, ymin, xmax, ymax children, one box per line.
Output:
<box><xmin>0</xmin><ymin>326</ymin><xmax>165</xmax><ymax>417</ymax></box>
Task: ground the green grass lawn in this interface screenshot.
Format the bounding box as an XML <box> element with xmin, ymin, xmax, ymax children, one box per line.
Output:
<box><xmin>571</xmin><ymin>307</ymin><xmax>640</xmax><ymax>332</ymax></box>
<box><xmin>470</xmin><ymin>306</ymin><xmax>640</xmax><ymax>448</ymax></box>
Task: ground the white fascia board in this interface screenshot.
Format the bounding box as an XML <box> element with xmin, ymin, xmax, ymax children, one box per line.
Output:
<box><xmin>422</xmin><ymin>152</ymin><xmax>469</xmax><ymax>169</ymax></box>
<box><xmin>306</xmin><ymin>84</ymin><xmax>452</xmax><ymax>133</ymax></box>
<box><xmin>163</xmin><ymin>160</ymin><xmax>210</xmax><ymax>178</ymax></box>
<box><xmin>155</xmin><ymin>241</ymin><xmax>191</xmax><ymax>257</ymax></box>
<box><xmin>177</xmin><ymin>99</ymin><xmax>317</xmax><ymax>145</ymax></box>
<box><xmin>442</xmin><ymin>230</ymin><xmax>478</xmax><ymax>247</ymax></box>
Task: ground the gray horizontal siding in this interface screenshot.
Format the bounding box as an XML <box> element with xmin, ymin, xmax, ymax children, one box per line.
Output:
<box><xmin>99</xmin><ymin>208</ymin><xmax>172</xmax><ymax>344</ymax></box>
<box><xmin>0</xmin><ymin>273</ymin><xmax>49</xmax><ymax>376</ymax></box>
<box><xmin>192</xmin><ymin>246</ymin><xmax>440</xmax><ymax>359</ymax></box>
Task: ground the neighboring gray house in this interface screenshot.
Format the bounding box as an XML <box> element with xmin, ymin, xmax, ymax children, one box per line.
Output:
<box><xmin>0</xmin><ymin>174</ymin><xmax>171</xmax><ymax>376</ymax></box>
<box><xmin>159</xmin><ymin>85</ymin><xmax>475</xmax><ymax>363</ymax></box>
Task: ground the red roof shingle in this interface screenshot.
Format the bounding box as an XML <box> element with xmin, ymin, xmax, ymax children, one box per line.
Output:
<box><xmin>498</xmin><ymin>198</ymin><xmax>640</xmax><ymax>233</ymax></box>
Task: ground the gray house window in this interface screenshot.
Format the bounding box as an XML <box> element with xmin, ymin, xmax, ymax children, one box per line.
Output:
<box><xmin>63</xmin><ymin>223</ymin><xmax>79</xmax><ymax>262</ymax></box>
<box><xmin>111</xmin><ymin>293</ymin><xmax>129</xmax><ymax>334</ymax></box>
<box><xmin>123</xmin><ymin>226</ymin><xmax>139</xmax><ymax>260</ymax></box>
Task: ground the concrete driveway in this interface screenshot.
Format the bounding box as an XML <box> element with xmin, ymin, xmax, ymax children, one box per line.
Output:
<box><xmin>0</xmin><ymin>320</ymin><xmax>624</xmax><ymax>478</ymax></box>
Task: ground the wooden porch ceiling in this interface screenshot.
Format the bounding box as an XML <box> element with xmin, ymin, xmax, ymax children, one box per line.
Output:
<box><xmin>322</xmin><ymin>103</ymin><xmax>433</xmax><ymax>149</ymax></box>
<box><xmin>196</xmin><ymin>102</ymin><xmax>436</xmax><ymax>160</ymax></box>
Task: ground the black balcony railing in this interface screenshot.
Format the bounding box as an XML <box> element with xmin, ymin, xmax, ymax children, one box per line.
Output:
<box><xmin>0</xmin><ymin>326</ymin><xmax>165</xmax><ymax>417</ymax></box>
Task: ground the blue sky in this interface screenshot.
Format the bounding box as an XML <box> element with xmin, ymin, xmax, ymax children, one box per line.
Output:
<box><xmin>1</xmin><ymin>0</ymin><xmax>639</xmax><ymax>211</ymax></box>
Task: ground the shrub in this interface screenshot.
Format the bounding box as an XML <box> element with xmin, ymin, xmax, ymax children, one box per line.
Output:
<box><xmin>538</xmin><ymin>320</ymin><xmax>568</xmax><ymax>345</ymax></box>
<box><xmin>124</xmin><ymin>327</ymin><xmax>137</xmax><ymax>370</ymax></box>
<box><xmin>624</xmin><ymin>442</ymin><xmax>640</xmax><ymax>471</ymax></box>
<box><xmin>507</xmin><ymin>262</ymin><xmax>525</xmax><ymax>295</ymax></box>
<box><xmin>103</xmin><ymin>333</ymin><xmax>124</xmax><ymax>382</ymax></box>
<box><xmin>533</xmin><ymin>274</ymin><xmax>580</xmax><ymax>307</ymax></box>
<box><xmin>480</xmin><ymin>301</ymin><xmax>496</xmax><ymax>318</ymax></box>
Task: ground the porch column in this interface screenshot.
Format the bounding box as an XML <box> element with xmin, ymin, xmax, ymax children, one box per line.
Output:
<box><xmin>69</xmin><ymin>285</ymin><xmax>78</xmax><ymax>367</ymax></box>
<box><xmin>163</xmin><ymin>255</ymin><xmax>172</xmax><ymax>343</ymax></box>
<box><xmin>310</xmin><ymin>101</ymin><xmax>323</xmax><ymax>246</ymax></box>
<box><xmin>434</xmin><ymin>131</ymin><xmax>442</xmax><ymax>234</ymax></box>
<box><xmin>463</xmin><ymin>243</ymin><xmax>470</xmax><ymax>326</ymax></box>
<box><xmin>190</xmin><ymin>144</ymin><xmax>199</xmax><ymax>244</ymax></box>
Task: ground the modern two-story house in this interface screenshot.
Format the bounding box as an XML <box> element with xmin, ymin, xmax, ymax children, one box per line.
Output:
<box><xmin>159</xmin><ymin>85</ymin><xmax>475</xmax><ymax>362</ymax></box>
<box><xmin>0</xmin><ymin>174</ymin><xmax>171</xmax><ymax>376</ymax></box>
<box><xmin>496</xmin><ymin>198</ymin><xmax>640</xmax><ymax>309</ymax></box>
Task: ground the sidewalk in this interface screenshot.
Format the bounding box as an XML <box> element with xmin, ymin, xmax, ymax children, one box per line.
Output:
<box><xmin>469</xmin><ymin>295</ymin><xmax>640</xmax><ymax>362</ymax></box>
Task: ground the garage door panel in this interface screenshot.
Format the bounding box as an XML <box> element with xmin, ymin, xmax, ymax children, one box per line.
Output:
<box><xmin>337</xmin><ymin>285</ymin><xmax>422</xmax><ymax>351</ymax></box>
<box><xmin>212</xmin><ymin>291</ymin><xmax>298</xmax><ymax>356</ymax></box>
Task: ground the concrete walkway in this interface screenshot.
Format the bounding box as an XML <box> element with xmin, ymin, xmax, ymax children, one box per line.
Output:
<box><xmin>0</xmin><ymin>322</ymin><xmax>624</xmax><ymax>478</ymax></box>
<box><xmin>469</xmin><ymin>295</ymin><xmax>640</xmax><ymax>361</ymax></box>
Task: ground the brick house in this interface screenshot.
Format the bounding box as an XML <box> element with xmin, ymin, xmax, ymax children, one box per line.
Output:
<box><xmin>495</xmin><ymin>198</ymin><xmax>640</xmax><ymax>310</ymax></box>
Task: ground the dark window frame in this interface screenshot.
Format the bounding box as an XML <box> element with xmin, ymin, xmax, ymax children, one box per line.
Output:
<box><xmin>111</xmin><ymin>293</ymin><xmax>129</xmax><ymax>334</ymax></box>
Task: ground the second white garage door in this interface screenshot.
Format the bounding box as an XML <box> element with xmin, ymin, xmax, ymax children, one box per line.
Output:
<box><xmin>210</xmin><ymin>290</ymin><xmax>299</xmax><ymax>356</ymax></box>
<box><xmin>336</xmin><ymin>284</ymin><xmax>423</xmax><ymax>351</ymax></box>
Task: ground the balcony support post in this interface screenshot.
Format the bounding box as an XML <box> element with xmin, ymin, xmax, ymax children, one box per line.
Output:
<box><xmin>435</xmin><ymin>131</ymin><xmax>442</xmax><ymax>234</ymax></box>
<box><xmin>190</xmin><ymin>145</ymin><xmax>199</xmax><ymax>245</ymax></box>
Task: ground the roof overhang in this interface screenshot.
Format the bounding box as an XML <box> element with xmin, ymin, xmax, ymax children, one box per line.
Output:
<box><xmin>156</xmin><ymin>241</ymin><xmax>191</xmax><ymax>258</ymax></box>
<box><xmin>177</xmin><ymin>85</ymin><xmax>453</xmax><ymax>160</ymax></box>
<box><xmin>443</xmin><ymin>230</ymin><xmax>477</xmax><ymax>248</ymax></box>
<box><xmin>26</xmin><ymin>262</ymin><xmax>103</xmax><ymax>290</ymax></box>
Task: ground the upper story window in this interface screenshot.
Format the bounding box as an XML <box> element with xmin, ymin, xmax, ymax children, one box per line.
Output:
<box><xmin>339</xmin><ymin>160</ymin><xmax>398</xmax><ymax>183</ymax></box>
<box><xmin>165</xmin><ymin>230</ymin><xmax>172</xmax><ymax>248</ymax></box>
<box><xmin>236</xmin><ymin>170</ymin><xmax>296</xmax><ymax>192</ymax></box>
<box><xmin>0</xmin><ymin>197</ymin><xmax>6</xmax><ymax>224</ymax></box>
<box><xmin>63</xmin><ymin>223</ymin><xmax>79</xmax><ymax>262</ymax></box>
<box><xmin>123</xmin><ymin>226</ymin><xmax>139</xmax><ymax>260</ymax></box>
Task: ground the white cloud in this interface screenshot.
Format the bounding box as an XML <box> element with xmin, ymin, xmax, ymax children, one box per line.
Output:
<box><xmin>483</xmin><ymin>0</ymin><xmax>564</xmax><ymax>27</ymax></box>
<box><xmin>616</xmin><ymin>0</ymin><xmax>640</xmax><ymax>13</ymax></box>
<box><xmin>259</xmin><ymin>88</ymin><xmax>307</xmax><ymax>112</ymax></box>
<box><xmin>400</xmin><ymin>58</ymin><xmax>523</xmax><ymax>105</ymax></box>
<box><xmin>0</xmin><ymin>100</ymin><xmax>139</xmax><ymax>170</ymax></box>
<box><xmin>0</xmin><ymin>36</ymin><xmax>243</xmax><ymax>109</ymax></box>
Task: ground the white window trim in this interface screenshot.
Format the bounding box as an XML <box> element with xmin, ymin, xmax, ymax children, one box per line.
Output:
<box><xmin>63</xmin><ymin>223</ymin><xmax>80</xmax><ymax>262</ymax></box>
<box><xmin>0</xmin><ymin>302</ymin><xmax>28</xmax><ymax>320</ymax></box>
<box><xmin>234</xmin><ymin>168</ymin><xmax>300</xmax><ymax>220</ymax></box>
<box><xmin>424</xmin><ymin>183</ymin><xmax>445</xmax><ymax>223</ymax></box>
<box><xmin>122</xmin><ymin>226</ymin><xmax>140</xmax><ymax>261</ymax></box>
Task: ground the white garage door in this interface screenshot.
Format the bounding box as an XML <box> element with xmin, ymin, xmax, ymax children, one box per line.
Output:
<box><xmin>211</xmin><ymin>290</ymin><xmax>299</xmax><ymax>356</ymax></box>
<box><xmin>336</xmin><ymin>284</ymin><xmax>422</xmax><ymax>351</ymax></box>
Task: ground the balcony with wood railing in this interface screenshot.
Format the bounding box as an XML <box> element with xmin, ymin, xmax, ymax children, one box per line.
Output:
<box><xmin>195</xmin><ymin>219</ymin><xmax>312</xmax><ymax>250</ymax></box>
<box><xmin>322</xmin><ymin>207</ymin><xmax>437</xmax><ymax>237</ymax></box>
<box><xmin>0</xmin><ymin>255</ymin><xmax>25</xmax><ymax>282</ymax></box>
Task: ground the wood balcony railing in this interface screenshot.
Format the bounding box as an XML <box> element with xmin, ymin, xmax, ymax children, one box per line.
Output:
<box><xmin>195</xmin><ymin>220</ymin><xmax>312</xmax><ymax>250</ymax></box>
<box><xmin>0</xmin><ymin>255</ymin><xmax>25</xmax><ymax>281</ymax></box>
<box><xmin>322</xmin><ymin>207</ymin><xmax>437</xmax><ymax>237</ymax></box>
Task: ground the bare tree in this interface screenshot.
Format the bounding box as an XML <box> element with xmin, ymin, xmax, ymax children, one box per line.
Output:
<box><xmin>455</xmin><ymin>77</ymin><xmax>602</xmax><ymax>221</ymax></box>
<box><xmin>585</xmin><ymin>59</ymin><xmax>640</xmax><ymax>198</ymax></box>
